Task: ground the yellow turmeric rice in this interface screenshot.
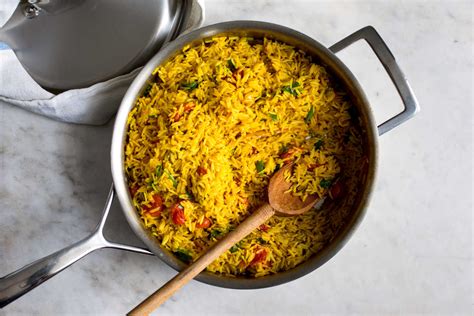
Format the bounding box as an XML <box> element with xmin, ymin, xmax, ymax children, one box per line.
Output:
<box><xmin>124</xmin><ymin>36</ymin><xmax>367</xmax><ymax>277</ymax></box>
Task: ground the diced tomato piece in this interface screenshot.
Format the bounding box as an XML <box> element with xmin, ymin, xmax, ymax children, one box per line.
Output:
<box><xmin>148</xmin><ymin>208</ymin><xmax>162</xmax><ymax>217</ymax></box>
<box><xmin>151</xmin><ymin>194</ymin><xmax>163</xmax><ymax>207</ymax></box>
<box><xmin>143</xmin><ymin>194</ymin><xmax>163</xmax><ymax>217</ymax></box>
<box><xmin>197</xmin><ymin>166</ymin><xmax>207</xmax><ymax>176</ymax></box>
<box><xmin>171</xmin><ymin>203</ymin><xmax>186</xmax><ymax>225</ymax></box>
<box><xmin>129</xmin><ymin>185</ymin><xmax>139</xmax><ymax>197</ymax></box>
<box><xmin>249</xmin><ymin>249</ymin><xmax>268</xmax><ymax>266</ymax></box>
<box><xmin>184</xmin><ymin>102</ymin><xmax>195</xmax><ymax>112</ymax></box>
<box><xmin>279</xmin><ymin>151</ymin><xmax>293</xmax><ymax>164</ymax></box>
<box><xmin>329</xmin><ymin>181</ymin><xmax>344</xmax><ymax>200</ymax></box>
<box><xmin>280</xmin><ymin>147</ymin><xmax>303</xmax><ymax>164</ymax></box>
<box><xmin>173</xmin><ymin>112</ymin><xmax>181</xmax><ymax>122</ymax></box>
<box><xmin>258</xmin><ymin>224</ymin><xmax>270</xmax><ymax>232</ymax></box>
<box><xmin>196</xmin><ymin>217</ymin><xmax>212</xmax><ymax>229</ymax></box>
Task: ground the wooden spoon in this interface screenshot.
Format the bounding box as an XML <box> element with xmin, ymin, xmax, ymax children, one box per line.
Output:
<box><xmin>128</xmin><ymin>163</ymin><xmax>318</xmax><ymax>315</ymax></box>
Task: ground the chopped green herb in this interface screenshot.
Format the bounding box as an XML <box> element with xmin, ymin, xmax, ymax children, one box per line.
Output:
<box><xmin>268</xmin><ymin>113</ymin><xmax>278</xmax><ymax>121</ymax></box>
<box><xmin>281</xmin><ymin>82</ymin><xmax>301</xmax><ymax>96</ymax></box>
<box><xmin>143</xmin><ymin>83</ymin><xmax>152</xmax><ymax>96</ymax></box>
<box><xmin>178</xmin><ymin>193</ymin><xmax>189</xmax><ymax>200</ymax></box>
<box><xmin>305</xmin><ymin>106</ymin><xmax>315</xmax><ymax>123</ymax></box>
<box><xmin>257</xmin><ymin>237</ymin><xmax>268</xmax><ymax>244</ymax></box>
<box><xmin>181</xmin><ymin>81</ymin><xmax>199</xmax><ymax>91</ymax></box>
<box><xmin>281</xmin><ymin>86</ymin><xmax>293</xmax><ymax>95</ymax></box>
<box><xmin>320</xmin><ymin>179</ymin><xmax>332</xmax><ymax>189</ymax></box>
<box><xmin>279</xmin><ymin>144</ymin><xmax>289</xmax><ymax>154</ymax></box>
<box><xmin>227</xmin><ymin>59</ymin><xmax>237</xmax><ymax>72</ymax></box>
<box><xmin>165</xmin><ymin>169</ymin><xmax>178</xmax><ymax>188</ymax></box>
<box><xmin>210</xmin><ymin>229</ymin><xmax>222</xmax><ymax>239</ymax></box>
<box><xmin>146</xmin><ymin>179</ymin><xmax>154</xmax><ymax>189</ymax></box>
<box><xmin>186</xmin><ymin>190</ymin><xmax>194</xmax><ymax>201</ymax></box>
<box><xmin>256</xmin><ymin>160</ymin><xmax>265</xmax><ymax>173</ymax></box>
<box><xmin>178</xmin><ymin>190</ymin><xmax>194</xmax><ymax>201</ymax></box>
<box><xmin>314</xmin><ymin>139</ymin><xmax>324</xmax><ymax>150</ymax></box>
<box><xmin>155</xmin><ymin>165</ymin><xmax>163</xmax><ymax>178</ymax></box>
<box><xmin>230</xmin><ymin>241</ymin><xmax>242</xmax><ymax>253</ymax></box>
<box><xmin>174</xmin><ymin>249</ymin><xmax>192</xmax><ymax>263</ymax></box>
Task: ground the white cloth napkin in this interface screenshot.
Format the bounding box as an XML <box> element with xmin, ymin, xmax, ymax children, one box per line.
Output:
<box><xmin>0</xmin><ymin>0</ymin><xmax>140</xmax><ymax>125</ymax></box>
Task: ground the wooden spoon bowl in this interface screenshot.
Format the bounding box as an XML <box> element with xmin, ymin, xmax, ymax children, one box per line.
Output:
<box><xmin>269</xmin><ymin>164</ymin><xmax>319</xmax><ymax>216</ymax></box>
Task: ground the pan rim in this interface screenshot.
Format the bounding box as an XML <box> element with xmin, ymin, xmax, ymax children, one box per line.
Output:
<box><xmin>111</xmin><ymin>20</ymin><xmax>379</xmax><ymax>289</ymax></box>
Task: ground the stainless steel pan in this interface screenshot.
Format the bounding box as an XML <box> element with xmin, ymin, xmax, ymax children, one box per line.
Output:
<box><xmin>0</xmin><ymin>21</ymin><xmax>419</xmax><ymax>307</ymax></box>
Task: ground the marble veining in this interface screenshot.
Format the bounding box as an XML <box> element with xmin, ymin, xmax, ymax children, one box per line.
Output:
<box><xmin>0</xmin><ymin>0</ymin><xmax>472</xmax><ymax>315</ymax></box>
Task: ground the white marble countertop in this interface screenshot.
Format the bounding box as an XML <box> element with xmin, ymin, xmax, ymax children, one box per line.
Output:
<box><xmin>1</xmin><ymin>0</ymin><xmax>472</xmax><ymax>315</ymax></box>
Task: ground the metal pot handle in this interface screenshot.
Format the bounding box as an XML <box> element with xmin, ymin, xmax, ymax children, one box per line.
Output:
<box><xmin>329</xmin><ymin>26</ymin><xmax>420</xmax><ymax>135</ymax></box>
<box><xmin>0</xmin><ymin>184</ymin><xmax>152</xmax><ymax>308</ymax></box>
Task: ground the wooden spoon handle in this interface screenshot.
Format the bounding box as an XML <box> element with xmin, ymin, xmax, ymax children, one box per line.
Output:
<box><xmin>128</xmin><ymin>203</ymin><xmax>275</xmax><ymax>316</ymax></box>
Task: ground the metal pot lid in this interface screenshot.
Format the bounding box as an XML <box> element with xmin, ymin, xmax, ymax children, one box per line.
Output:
<box><xmin>0</xmin><ymin>0</ymin><xmax>204</xmax><ymax>92</ymax></box>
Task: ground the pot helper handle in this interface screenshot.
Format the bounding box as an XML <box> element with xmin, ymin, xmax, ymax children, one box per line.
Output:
<box><xmin>329</xmin><ymin>26</ymin><xmax>420</xmax><ymax>135</ymax></box>
<box><xmin>0</xmin><ymin>184</ymin><xmax>153</xmax><ymax>308</ymax></box>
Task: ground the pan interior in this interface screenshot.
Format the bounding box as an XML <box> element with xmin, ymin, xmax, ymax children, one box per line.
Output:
<box><xmin>111</xmin><ymin>21</ymin><xmax>378</xmax><ymax>289</ymax></box>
